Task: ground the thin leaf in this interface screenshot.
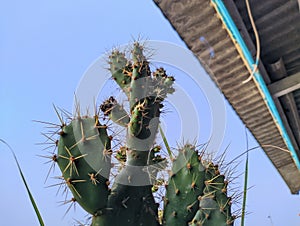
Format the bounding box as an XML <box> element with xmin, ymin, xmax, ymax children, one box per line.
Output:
<box><xmin>241</xmin><ymin>129</ymin><xmax>249</xmax><ymax>226</ymax></box>
<box><xmin>159</xmin><ymin>125</ymin><xmax>172</xmax><ymax>159</ymax></box>
<box><xmin>0</xmin><ymin>139</ymin><xmax>45</xmax><ymax>226</ymax></box>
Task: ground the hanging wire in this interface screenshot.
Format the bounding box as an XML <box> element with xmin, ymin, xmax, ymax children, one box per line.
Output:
<box><xmin>242</xmin><ymin>0</ymin><xmax>261</xmax><ymax>84</ymax></box>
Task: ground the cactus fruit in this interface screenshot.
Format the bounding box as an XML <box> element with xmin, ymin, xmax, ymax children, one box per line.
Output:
<box><xmin>42</xmin><ymin>42</ymin><xmax>236</xmax><ymax>226</ymax></box>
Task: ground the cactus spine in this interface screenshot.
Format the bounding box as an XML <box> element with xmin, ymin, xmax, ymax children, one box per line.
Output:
<box><xmin>44</xmin><ymin>42</ymin><xmax>236</xmax><ymax>226</ymax></box>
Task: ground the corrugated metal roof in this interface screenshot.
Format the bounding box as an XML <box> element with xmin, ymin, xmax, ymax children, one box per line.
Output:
<box><xmin>234</xmin><ymin>0</ymin><xmax>300</xmax><ymax>151</ymax></box>
<box><xmin>154</xmin><ymin>0</ymin><xmax>300</xmax><ymax>193</ymax></box>
<box><xmin>235</xmin><ymin>0</ymin><xmax>300</xmax><ymax>66</ymax></box>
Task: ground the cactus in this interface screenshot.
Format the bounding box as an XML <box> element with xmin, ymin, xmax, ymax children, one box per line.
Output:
<box><xmin>188</xmin><ymin>161</ymin><xmax>235</xmax><ymax>226</ymax></box>
<box><xmin>162</xmin><ymin>145</ymin><xmax>235</xmax><ymax>226</ymax></box>
<box><xmin>56</xmin><ymin>115</ymin><xmax>112</xmax><ymax>221</ymax></box>
<box><xmin>43</xmin><ymin>41</ymin><xmax>236</xmax><ymax>226</ymax></box>
<box><xmin>162</xmin><ymin>145</ymin><xmax>206</xmax><ymax>226</ymax></box>
<box><xmin>100</xmin><ymin>42</ymin><xmax>174</xmax><ymax>226</ymax></box>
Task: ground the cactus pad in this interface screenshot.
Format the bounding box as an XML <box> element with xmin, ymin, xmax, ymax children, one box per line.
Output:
<box><xmin>57</xmin><ymin>116</ymin><xmax>111</xmax><ymax>215</ymax></box>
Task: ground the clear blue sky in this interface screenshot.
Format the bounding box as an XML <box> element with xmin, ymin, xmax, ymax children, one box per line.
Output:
<box><xmin>1</xmin><ymin>1</ymin><xmax>300</xmax><ymax>225</ymax></box>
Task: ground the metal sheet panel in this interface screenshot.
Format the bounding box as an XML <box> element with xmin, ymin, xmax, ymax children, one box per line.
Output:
<box><xmin>154</xmin><ymin>0</ymin><xmax>300</xmax><ymax>193</ymax></box>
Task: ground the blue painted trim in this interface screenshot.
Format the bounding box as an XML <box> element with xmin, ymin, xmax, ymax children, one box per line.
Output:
<box><xmin>212</xmin><ymin>0</ymin><xmax>300</xmax><ymax>169</ymax></box>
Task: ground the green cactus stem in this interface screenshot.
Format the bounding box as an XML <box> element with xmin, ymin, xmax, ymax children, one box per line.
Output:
<box><xmin>163</xmin><ymin>145</ymin><xmax>206</xmax><ymax>226</ymax></box>
<box><xmin>99</xmin><ymin>42</ymin><xmax>175</xmax><ymax>226</ymax></box>
<box><xmin>109</xmin><ymin>50</ymin><xmax>132</xmax><ymax>95</ymax></box>
<box><xmin>100</xmin><ymin>96</ymin><xmax>130</xmax><ymax>127</ymax></box>
<box><xmin>163</xmin><ymin>145</ymin><xmax>235</xmax><ymax>226</ymax></box>
<box><xmin>57</xmin><ymin>116</ymin><xmax>112</xmax><ymax>216</ymax></box>
<box><xmin>188</xmin><ymin>163</ymin><xmax>235</xmax><ymax>226</ymax></box>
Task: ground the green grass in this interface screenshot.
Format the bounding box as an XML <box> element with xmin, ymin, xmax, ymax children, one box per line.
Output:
<box><xmin>1</xmin><ymin>139</ymin><xmax>45</xmax><ymax>226</ymax></box>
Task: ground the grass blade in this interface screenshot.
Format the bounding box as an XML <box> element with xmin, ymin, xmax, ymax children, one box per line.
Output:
<box><xmin>0</xmin><ymin>139</ymin><xmax>45</xmax><ymax>226</ymax></box>
<box><xmin>241</xmin><ymin>151</ymin><xmax>249</xmax><ymax>225</ymax></box>
<box><xmin>241</xmin><ymin>130</ymin><xmax>249</xmax><ymax>226</ymax></box>
<box><xmin>159</xmin><ymin>125</ymin><xmax>172</xmax><ymax>159</ymax></box>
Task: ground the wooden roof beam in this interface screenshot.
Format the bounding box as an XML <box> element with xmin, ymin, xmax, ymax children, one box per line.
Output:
<box><xmin>268</xmin><ymin>71</ymin><xmax>300</xmax><ymax>97</ymax></box>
